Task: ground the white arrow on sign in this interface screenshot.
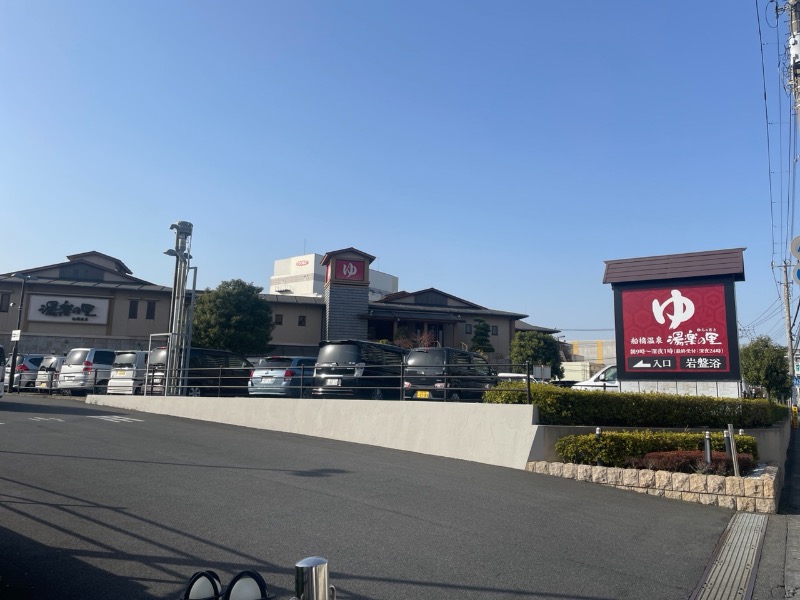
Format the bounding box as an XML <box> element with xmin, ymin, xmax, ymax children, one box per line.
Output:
<box><xmin>632</xmin><ymin>360</ymin><xmax>653</xmax><ymax>368</ymax></box>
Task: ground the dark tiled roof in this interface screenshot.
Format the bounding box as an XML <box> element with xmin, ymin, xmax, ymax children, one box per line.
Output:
<box><xmin>603</xmin><ymin>248</ymin><xmax>746</xmax><ymax>284</ymax></box>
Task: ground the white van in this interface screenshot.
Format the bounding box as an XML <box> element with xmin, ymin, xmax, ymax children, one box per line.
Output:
<box><xmin>107</xmin><ymin>350</ymin><xmax>149</xmax><ymax>395</ymax></box>
<box><xmin>58</xmin><ymin>348</ymin><xmax>116</xmax><ymax>395</ymax></box>
<box><xmin>571</xmin><ymin>364</ymin><xmax>619</xmax><ymax>392</ymax></box>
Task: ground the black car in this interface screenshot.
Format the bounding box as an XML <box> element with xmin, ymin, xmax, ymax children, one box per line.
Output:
<box><xmin>146</xmin><ymin>347</ymin><xmax>253</xmax><ymax>397</ymax></box>
<box><xmin>403</xmin><ymin>347</ymin><xmax>497</xmax><ymax>401</ymax></box>
<box><xmin>312</xmin><ymin>340</ymin><xmax>408</xmax><ymax>400</ymax></box>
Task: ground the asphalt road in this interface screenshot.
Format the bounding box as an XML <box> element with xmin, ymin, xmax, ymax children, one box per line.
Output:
<box><xmin>0</xmin><ymin>393</ymin><xmax>735</xmax><ymax>599</ymax></box>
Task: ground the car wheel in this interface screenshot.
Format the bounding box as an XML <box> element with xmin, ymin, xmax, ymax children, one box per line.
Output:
<box><xmin>370</xmin><ymin>388</ymin><xmax>384</xmax><ymax>400</ymax></box>
<box><xmin>134</xmin><ymin>386</ymin><xmax>143</xmax><ymax>395</ymax></box>
<box><xmin>24</xmin><ymin>380</ymin><xmax>34</xmax><ymax>388</ymax></box>
<box><xmin>94</xmin><ymin>380</ymin><xmax>109</xmax><ymax>395</ymax></box>
<box><xmin>448</xmin><ymin>390</ymin><xmax>461</xmax><ymax>401</ymax></box>
<box><xmin>187</xmin><ymin>386</ymin><xmax>202</xmax><ymax>397</ymax></box>
<box><xmin>301</xmin><ymin>388</ymin><xmax>312</xmax><ymax>399</ymax></box>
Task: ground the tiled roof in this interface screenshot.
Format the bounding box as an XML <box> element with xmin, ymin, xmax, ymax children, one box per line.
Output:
<box><xmin>603</xmin><ymin>248</ymin><xmax>745</xmax><ymax>284</ymax></box>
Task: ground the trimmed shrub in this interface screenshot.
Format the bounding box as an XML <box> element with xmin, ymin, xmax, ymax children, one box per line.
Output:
<box><xmin>554</xmin><ymin>430</ymin><xmax>758</xmax><ymax>467</ymax></box>
<box><xmin>483</xmin><ymin>382</ymin><xmax>787</xmax><ymax>429</ymax></box>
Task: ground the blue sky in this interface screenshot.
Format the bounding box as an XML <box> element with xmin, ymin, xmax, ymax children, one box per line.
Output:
<box><xmin>0</xmin><ymin>2</ymin><xmax>792</xmax><ymax>343</ymax></box>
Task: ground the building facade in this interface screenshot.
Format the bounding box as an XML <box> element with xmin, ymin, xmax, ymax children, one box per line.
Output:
<box><xmin>0</xmin><ymin>252</ymin><xmax>172</xmax><ymax>356</ymax></box>
<box><xmin>1</xmin><ymin>248</ymin><xmax>556</xmax><ymax>366</ymax></box>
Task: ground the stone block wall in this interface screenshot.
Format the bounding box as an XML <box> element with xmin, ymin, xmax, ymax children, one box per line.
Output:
<box><xmin>526</xmin><ymin>461</ymin><xmax>782</xmax><ymax>514</ymax></box>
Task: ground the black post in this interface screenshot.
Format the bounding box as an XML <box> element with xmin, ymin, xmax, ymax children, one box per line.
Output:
<box><xmin>525</xmin><ymin>361</ymin><xmax>531</xmax><ymax>404</ymax></box>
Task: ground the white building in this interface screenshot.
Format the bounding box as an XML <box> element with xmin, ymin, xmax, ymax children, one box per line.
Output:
<box><xmin>269</xmin><ymin>253</ymin><xmax>398</xmax><ymax>301</ymax></box>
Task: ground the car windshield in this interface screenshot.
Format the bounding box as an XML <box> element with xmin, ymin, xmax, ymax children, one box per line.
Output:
<box><xmin>258</xmin><ymin>358</ymin><xmax>293</xmax><ymax>369</ymax></box>
<box><xmin>39</xmin><ymin>357</ymin><xmax>61</xmax><ymax>371</ymax></box>
<box><xmin>65</xmin><ymin>349</ymin><xmax>88</xmax><ymax>365</ymax></box>
<box><xmin>407</xmin><ymin>351</ymin><xmax>445</xmax><ymax>366</ymax></box>
<box><xmin>113</xmin><ymin>352</ymin><xmax>139</xmax><ymax>368</ymax></box>
<box><xmin>317</xmin><ymin>344</ymin><xmax>360</xmax><ymax>365</ymax></box>
<box><xmin>149</xmin><ymin>348</ymin><xmax>168</xmax><ymax>367</ymax></box>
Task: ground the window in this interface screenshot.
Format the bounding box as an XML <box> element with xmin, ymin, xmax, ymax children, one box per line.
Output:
<box><xmin>465</xmin><ymin>324</ymin><xmax>472</xmax><ymax>334</ymax></box>
<box><xmin>146</xmin><ymin>301</ymin><xmax>156</xmax><ymax>320</ymax></box>
<box><xmin>298</xmin><ymin>315</ymin><xmax>306</xmax><ymax>327</ymax></box>
<box><xmin>491</xmin><ymin>326</ymin><xmax>498</xmax><ymax>336</ymax></box>
<box><xmin>275</xmin><ymin>314</ymin><xmax>283</xmax><ymax>325</ymax></box>
<box><xmin>128</xmin><ymin>300</ymin><xmax>139</xmax><ymax>319</ymax></box>
<box><xmin>0</xmin><ymin>293</ymin><xmax>9</xmax><ymax>313</ymax></box>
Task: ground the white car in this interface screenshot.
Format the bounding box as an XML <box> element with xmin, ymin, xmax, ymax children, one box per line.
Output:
<box><xmin>571</xmin><ymin>365</ymin><xmax>619</xmax><ymax>391</ymax></box>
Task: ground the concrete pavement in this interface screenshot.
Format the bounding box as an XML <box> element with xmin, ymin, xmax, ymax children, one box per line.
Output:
<box><xmin>750</xmin><ymin>424</ymin><xmax>800</xmax><ymax>598</ymax></box>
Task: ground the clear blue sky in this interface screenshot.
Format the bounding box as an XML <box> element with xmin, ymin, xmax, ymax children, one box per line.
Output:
<box><xmin>0</xmin><ymin>2</ymin><xmax>791</xmax><ymax>343</ymax></box>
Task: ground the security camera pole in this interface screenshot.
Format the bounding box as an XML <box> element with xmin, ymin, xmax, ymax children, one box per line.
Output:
<box><xmin>164</xmin><ymin>221</ymin><xmax>193</xmax><ymax>396</ymax></box>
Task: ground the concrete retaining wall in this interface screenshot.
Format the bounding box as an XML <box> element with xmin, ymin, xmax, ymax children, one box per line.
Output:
<box><xmin>85</xmin><ymin>395</ymin><xmax>538</xmax><ymax>469</ymax></box>
<box><xmin>85</xmin><ymin>394</ymin><xmax>791</xmax><ymax>479</ymax></box>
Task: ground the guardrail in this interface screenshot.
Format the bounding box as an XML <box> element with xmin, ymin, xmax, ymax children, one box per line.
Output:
<box><xmin>132</xmin><ymin>361</ymin><xmax>548</xmax><ymax>400</ymax></box>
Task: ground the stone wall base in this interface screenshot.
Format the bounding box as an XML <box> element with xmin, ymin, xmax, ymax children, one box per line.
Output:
<box><xmin>525</xmin><ymin>461</ymin><xmax>782</xmax><ymax>514</ymax></box>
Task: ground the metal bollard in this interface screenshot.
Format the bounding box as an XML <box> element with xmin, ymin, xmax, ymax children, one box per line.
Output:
<box><xmin>704</xmin><ymin>431</ymin><xmax>712</xmax><ymax>464</ymax></box>
<box><xmin>723</xmin><ymin>430</ymin><xmax>732</xmax><ymax>458</ymax></box>
<box><xmin>293</xmin><ymin>556</ymin><xmax>336</xmax><ymax>600</ymax></box>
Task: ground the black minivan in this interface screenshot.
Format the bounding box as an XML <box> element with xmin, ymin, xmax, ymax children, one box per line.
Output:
<box><xmin>146</xmin><ymin>347</ymin><xmax>253</xmax><ymax>397</ymax></box>
<box><xmin>312</xmin><ymin>340</ymin><xmax>408</xmax><ymax>400</ymax></box>
<box><xmin>403</xmin><ymin>347</ymin><xmax>497</xmax><ymax>401</ymax></box>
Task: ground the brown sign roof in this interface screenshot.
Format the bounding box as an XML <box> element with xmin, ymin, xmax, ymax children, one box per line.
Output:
<box><xmin>603</xmin><ymin>248</ymin><xmax>745</xmax><ymax>284</ymax></box>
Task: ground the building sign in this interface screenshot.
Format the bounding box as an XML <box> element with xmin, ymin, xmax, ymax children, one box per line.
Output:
<box><xmin>616</xmin><ymin>282</ymin><xmax>739</xmax><ymax>380</ymax></box>
<box><xmin>333</xmin><ymin>259</ymin><xmax>366</xmax><ymax>282</ymax></box>
<box><xmin>28</xmin><ymin>294</ymin><xmax>110</xmax><ymax>325</ymax></box>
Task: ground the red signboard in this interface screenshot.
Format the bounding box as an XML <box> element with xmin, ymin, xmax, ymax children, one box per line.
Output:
<box><xmin>334</xmin><ymin>259</ymin><xmax>365</xmax><ymax>282</ymax></box>
<box><xmin>619</xmin><ymin>283</ymin><xmax>732</xmax><ymax>376</ymax></box>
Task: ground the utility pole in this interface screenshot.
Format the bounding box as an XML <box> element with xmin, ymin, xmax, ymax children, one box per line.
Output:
<box><xmin>783</xmin><ymin>262</ymin><xmax>796</xmax><ymax>390</ymax></box>
<box><xmin>785</xmin><ymin>0</ymin><xmax>800</xmax><ymax>395</ymax></box>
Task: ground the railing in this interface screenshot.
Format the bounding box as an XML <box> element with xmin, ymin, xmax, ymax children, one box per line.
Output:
<box><xmin>136</xmin><ymin>361</ymin><xmax>548</xmax><ymax>401</ymax></box>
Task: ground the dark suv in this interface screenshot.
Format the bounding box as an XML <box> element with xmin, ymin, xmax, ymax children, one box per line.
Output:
<box><xmin>146</xmin><ymin>347</ymin><xmax>253</xmax><ymax>397</ymax></box>
<box><xmin>312</xmin><ymin>340</ymin><xmax>408</xmax><ymax>400</ymax></box>
<box><xmin>403</xmin><ymin>347</ymin><xmax>497</xmax><ymax>401</ymax></box>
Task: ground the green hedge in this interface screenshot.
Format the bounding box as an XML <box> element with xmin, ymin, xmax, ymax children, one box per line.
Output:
<box><xmin>483</xmin><ymin>381</ymin><xmax>787</xmax><ymax>429</ymax></box>
<box><xmin>554</xmin><ymin>430</ymin><xmax>758</xmax><ymax>467</ymax></box>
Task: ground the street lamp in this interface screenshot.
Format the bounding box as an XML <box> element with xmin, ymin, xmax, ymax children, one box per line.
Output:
<box><xmin>8</xmin><ymin>273</ymin><xmax>38</xmax><ymax>393</ymax></box>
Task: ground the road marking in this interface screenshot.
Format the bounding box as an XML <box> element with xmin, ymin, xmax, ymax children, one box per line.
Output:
<box><xmin>29</xmin><ymin>417</ymin><xmax>65</xmax><ymax>422</ymax></box>
<box><xmin>87</xmin><ymin>416</ymin><xmax>144</xmax><ymax>423</ymax></box>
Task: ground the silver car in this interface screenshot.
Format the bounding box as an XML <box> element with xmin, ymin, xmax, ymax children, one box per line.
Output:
<box><xmin>34</xmin><ymin>355</ymin><xmax>66</xmax><ymax>393</ymax></box>
<box><xmin>4</xmin><ymin>354</ymin><xmax>46</xmax><ymax>390</ymax></box>
<box><xmin>249</xmin><ymin>356</ymin><xmax>316</xmax><ymax>398</ymax></box>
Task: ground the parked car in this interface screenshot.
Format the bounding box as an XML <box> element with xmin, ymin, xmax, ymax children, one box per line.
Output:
<box><xmin>4</xmin><ymin>353</ymin><xmax>46</xmax><ymax>391</ymax></box>
<box><xmin>107</xmin><ymin>350</ymin><xmax>149</xmax><ymax>395</ymax></box>
<box><xmin>146</xmin><ymin>347</ymin><xmax>253</xmax><ymax>397</ymax></box>
<box><xmin>0</xmin><ymin>345</ymin><xmax>5</xmax><ymax>399</ymax></box>
<box><xmin>571</xmin><ymin>364</ymin><xmax>619</xmax><ymax>391</ymax></box>
<box><xmin>404</xmin><ymin>347</ymin><xmax>497</xmax><ymax>401</ymax></box>
<box><xmin>34</xmin><ymin>355</ymin><xmax>66</xmax><ymax>393</ymax></box>
<box><xmin>249</xmin><ymin>356</ymin><xmax>317</xmax><ymax>398</ymax></box>
<box><xmin>58</xmin><ymin>348</ymin><xmax>117</xmax><ymax>395</ymax></box>
<box><xmin>313</xmin><ymin>340</ymin><xmax>408</xmax><ymax>400</ymax></box>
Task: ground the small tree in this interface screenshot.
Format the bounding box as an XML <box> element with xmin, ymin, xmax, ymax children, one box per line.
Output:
<box><xmin>471</xmin><ymin>318</ymin><xmax>495</xmax><ymax>354</ymax></box>
<box><xmin>192</xmin><ymin>279</ymin><xmax>273</xmax><ymax>355</ymax></box>
<box><xmin>740</xmin><ymin>335</ymin><xmax>791</xmax><ymax>401</ymax></box>
<box><xmin>509</xmin><ymin>331</ymin><xmax>564</xmax><ymax>379</ymax></box>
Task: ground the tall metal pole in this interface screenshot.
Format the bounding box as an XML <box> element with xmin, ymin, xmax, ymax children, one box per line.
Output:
<box><xmin>164</xmin><ymin>221</ymin><xmax>193</xmax><ymax>396</ymax></box>
<box><xmin>783</xmin><ymin>262</ymin><xmax>796</xmax><ymax>398</ymax></box>
<box><xmin>8</xmin><ymin>274</ymin><xmax>34</xmax><ymax>394</ymax></box>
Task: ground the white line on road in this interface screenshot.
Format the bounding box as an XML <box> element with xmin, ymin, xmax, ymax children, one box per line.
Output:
<box><xmin>87</xmin><ymin>416</ymin><xmax>144</xmax><ymax>423</ymax></box>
